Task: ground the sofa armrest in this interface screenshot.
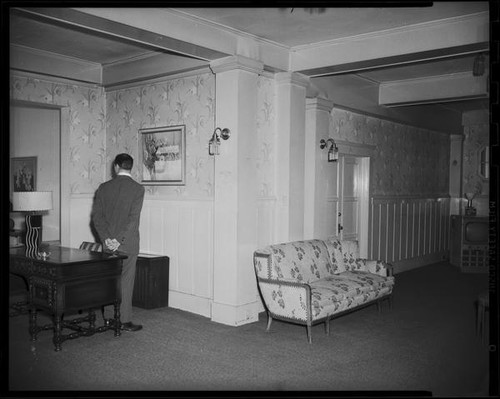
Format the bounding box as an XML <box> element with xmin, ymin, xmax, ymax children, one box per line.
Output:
<box><xmin>256</xmin><ymin>277</ymin><xmax>311</xmax><ymax>322</ymax></box>
<box><xmin>364</xmin><ymin>259</ymin><xmax>394</xmax><ymax>277</ymax></box>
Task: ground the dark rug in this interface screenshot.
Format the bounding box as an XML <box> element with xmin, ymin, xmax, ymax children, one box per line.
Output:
<box><xmin>6</xmin><ymin>262</ymin><xmax>490</xmax><ymax>395</ymax></box>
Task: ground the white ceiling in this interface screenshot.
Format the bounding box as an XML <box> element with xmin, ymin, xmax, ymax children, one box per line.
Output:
<box><xmin>174</xmin><ymin>5</ymin><xmax>488</xmax><ymax>47</ymax></box>
<box><xmin>8</xmin><ymin>5</ymin><xmax>490</xmax><ymax>133</ymax></box>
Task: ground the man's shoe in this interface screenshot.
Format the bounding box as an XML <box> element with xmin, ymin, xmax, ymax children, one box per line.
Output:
<box><xmin>121</xmin><ymin>322</ymin><xmax>143</xmax><ymax>332</ymax></box>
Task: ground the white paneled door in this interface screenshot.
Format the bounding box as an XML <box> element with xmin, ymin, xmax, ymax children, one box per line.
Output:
<box><xmin>338</xmin><ymin>156</ymin><xmax>360</xmax><ymax>242</ymax></box>
<box><xmin>326</xmin><ymin>155</ymin><xmax>369</xmax><ymax>256</ymax></box>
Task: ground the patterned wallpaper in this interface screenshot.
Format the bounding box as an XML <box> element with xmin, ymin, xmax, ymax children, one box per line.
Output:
<box><xmin>329</xmin><ymin>108</ymin><xmax>450</xmax><ymax>197</ymax></box>
<box><xmin>462</xmin><ymin>112</ymin><xmax>489</xmax><ymax>197</ymax></box>
<box><xmin>106</xmin><ymin>73</ymin><xmax>216</xmax><ymax>198</ymax></box>
<box><xmin>10</xmin><ymin>75</ymin><xmax>106</xmax><ymax>194</ymax></box>
<box><xmin>255</xmin><ymin>75</ymin><xmax>276</xmax><ymax>198</ymax></box>
<box><xmin>10</xmin><ymin>72</ymin><xmax>452</xmax><ymax>201</ymax></box>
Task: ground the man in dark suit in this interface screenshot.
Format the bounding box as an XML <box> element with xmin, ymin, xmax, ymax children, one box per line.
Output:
<box><xmin>92</xmin><ymin>153</ymin><xmax>145</xmax><ymax>332</ymax></box>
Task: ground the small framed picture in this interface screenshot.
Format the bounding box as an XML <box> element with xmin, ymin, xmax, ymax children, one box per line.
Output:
<box><xmin>138</xmin><ymin>125</ymin><xmax>186</xmax><ymax>185</ymax></box>
<box><xmin>11</xmin><ymin>157</ymin><xmax>37</xmax><ymax>192</ymax></box>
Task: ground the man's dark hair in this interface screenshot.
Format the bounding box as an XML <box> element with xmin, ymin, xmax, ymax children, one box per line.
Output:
<box><xmin>114</xmin><ymin>153</ymin><xmax>134</xmax><ymax>170</ymax></box>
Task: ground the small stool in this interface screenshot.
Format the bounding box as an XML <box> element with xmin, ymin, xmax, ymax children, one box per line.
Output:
<box><xmin>475</xmin><ymin>291</ymin><xmax>489</xmax><ymax>343</ymax></box>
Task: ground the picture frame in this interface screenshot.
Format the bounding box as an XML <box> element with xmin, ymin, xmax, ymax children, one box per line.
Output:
<box><xmin>11</xmin><ymin>156</ymin><xmax>37</xmax><ymax>192</ymax></box>
<box><xmin>138</xmin><ymin>125</ymin><xmax>186</xmax><ymax>185</ymax></box>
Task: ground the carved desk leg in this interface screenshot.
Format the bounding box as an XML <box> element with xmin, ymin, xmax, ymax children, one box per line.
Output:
<box><xmin>88</xmin><ymin>309</ymin><xmax>96</xmax><ymax>331</ymax></box>
<box><xmin>29</xmin><ymin>308</ymin><xmax>38</xmax><ymax>341</ymax></box>
<box><xmin>113</xmin><ymin>301</ymin><xmax>121</xmax><ymax>337</ymax></box>
<box><xmin>53</xmin><ymin>314</ymin><xmax>63</xmax><ymax>352</ymax></box>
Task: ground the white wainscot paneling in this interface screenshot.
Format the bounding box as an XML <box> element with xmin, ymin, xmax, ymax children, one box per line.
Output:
<box><xmin>139</xmin><ymin>198</ymin><xmax>214</xmax><ymax>318</ymax></box>
<box><xmin>67</xmin><ymin>194</ymin><xmax>96</xmax><ymax>248</ymax></box>
<box><xmin>370</xmin><ymin>196</ymin><xmax>450</xmax><ymax>274</ymax></box>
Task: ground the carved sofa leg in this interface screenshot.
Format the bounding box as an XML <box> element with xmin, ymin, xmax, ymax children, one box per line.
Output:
<box><xmin>266</xmin><ymin>313</ymin><xmax>273</xmax><ymax>332</ymax></box>
<box><xmin>325</xmin><ymin>316</ymin><xmax>331</xmax><ymax>335</ymax></box>
<box><xmin>307</xmin><ymin>324</ymin><xmax>312</xmax><ymax>344</ymax></box>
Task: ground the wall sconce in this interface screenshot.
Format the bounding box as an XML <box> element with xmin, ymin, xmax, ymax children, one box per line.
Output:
<box><xmin>320</xmin><ymin>138</ymin><xmax>339</xmax><ymax>162</ymax></box>
<box><xmin>209</xmin><ymin>127</ymin><xmax>231</xmax><ymax>155</ymax></box>
<box><xmin>473</xmin><ymin>53</ymin><xmax>486</xmax><ymax>77</ymax></box>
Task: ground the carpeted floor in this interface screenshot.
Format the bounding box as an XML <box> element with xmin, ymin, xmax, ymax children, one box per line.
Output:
<box><xmin>5</xmin><ymin>261</ymin><xmax>491</xmax><ymax>395</ymax></box>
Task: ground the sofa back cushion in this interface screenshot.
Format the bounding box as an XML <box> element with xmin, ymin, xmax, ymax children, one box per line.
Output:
<box><xmin>341</xmin><ymin>240</ymin><xmax>361</xmax><ymax>270</ymax></box>
<box><xmin>324</xmin><ymin>237</ymin><xmax>347</xmax><ymax>273</ymax></box>
<box><xmin>264</xmin><ymin>239</ymin><xmax>334</xmax><ymax>283</ymax></box>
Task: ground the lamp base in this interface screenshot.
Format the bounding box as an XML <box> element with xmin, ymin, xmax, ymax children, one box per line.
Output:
<box><xmin>25</xmin><ymin>214</ymin><xmax>42</xmax><ymax>258</ymax></box>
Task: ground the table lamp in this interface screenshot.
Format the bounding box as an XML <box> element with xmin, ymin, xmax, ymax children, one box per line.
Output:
<box><xmin>12</xmin><ymin>191</ymin><xmax>53</xmax><ymax>257</ymax></box>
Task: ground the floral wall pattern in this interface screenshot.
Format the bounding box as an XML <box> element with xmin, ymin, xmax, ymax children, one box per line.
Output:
<box><xmin>329</xmin><ymin>108</ymin><xmax>450</xmax><ymax>197</ymax></box>
<box><xmin>462</xmin><ymin>110</ymin><xmax>489</xmax><ymax>197</ymax></box>
<box><xmin>255</xmin><ymin>75</ymin><xmax>277</xmax><ymax>198</ymax></box>
<box><xmin>106</xmin><ymin>73</ymin><xmax>215</xmax><ymax>198</ymax></box>
<box><xmin>10</xmin><ymin>74</ymin><xmax>106</xmax><ymax>194</ymax></box>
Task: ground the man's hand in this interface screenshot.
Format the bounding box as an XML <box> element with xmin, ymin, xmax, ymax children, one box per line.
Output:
<box><xmin>105</xmin><ymin>238</ymin><xmax>121</xmax><ymax>252</ymax></box>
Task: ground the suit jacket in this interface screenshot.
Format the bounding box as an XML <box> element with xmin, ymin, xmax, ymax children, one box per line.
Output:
<box><xmin>92</xmin><ymin>175</ymin><xmax>145</xmax><ymax>255</ymax></box>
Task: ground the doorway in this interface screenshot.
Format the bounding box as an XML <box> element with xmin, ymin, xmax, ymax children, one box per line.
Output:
<box><xmin>10</xmin><ymin>103</ymin><xmax>61</xmax><ymax>243</ymax></box>
<box><xmin>327</xmin><ymin>154</ymin><xmax>370</xmax><ymax>257</ymax></box>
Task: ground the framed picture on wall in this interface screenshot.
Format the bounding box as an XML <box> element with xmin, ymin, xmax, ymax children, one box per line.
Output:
<box><xmin>138</xmin><ymin>125</ymin><xmax>186</xmax><ymax>185</ymax></box>
<box><xmin>11</xmin><ymin>156</ymin><xmax>37</xmax><ymax>192</ymax></box>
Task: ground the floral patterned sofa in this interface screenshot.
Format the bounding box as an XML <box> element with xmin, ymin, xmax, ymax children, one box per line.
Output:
<box><xmin>253</xmin><ymin>238</ymin><xmax>395</xmax><ymax>343</ymax></box>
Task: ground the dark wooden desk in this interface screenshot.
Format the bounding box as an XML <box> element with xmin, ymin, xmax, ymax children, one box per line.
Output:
<box><xmin>9</xmin><ymin>246</ymin><xmax>127</xmax><ymax>351</ymax></box>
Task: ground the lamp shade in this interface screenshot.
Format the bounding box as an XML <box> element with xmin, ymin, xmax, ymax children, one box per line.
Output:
<box><xmin>12</xmin><ymin>191</ymin><xmax>53</xmax><ymax>212</ymax></box>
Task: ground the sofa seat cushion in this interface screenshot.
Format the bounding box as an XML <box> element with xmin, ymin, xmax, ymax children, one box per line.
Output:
<box><xmin>310</xmin><ymin>285</ymin><xmax>393</xmax><ymax>320</ymax></box>
<box><xmin>309</xmin><ymin>272</ymin><xmax>395</xmax><ymax>320</ymax></box>
<box><xmin>338</xmin><ymin>271</ymin><xmax>395</xmax><ymax>293</ymax></box>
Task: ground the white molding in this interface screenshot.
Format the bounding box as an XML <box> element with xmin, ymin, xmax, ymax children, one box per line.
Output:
<box><xmin>210</xmin><ymin>55</ymin><xmax>264</xmax><ymax>75</ymax></box>
<box><xmin>371</xmin><ymin>195</ymin><xmax>450</xmax><ymax>202</ymax></box>
<box><xmin>211</xmin><ymin>300</ymin><xmax>260</xmax><ymax>326</ymax></box>
<box><xmin>306</xmin><ymin>97</ymin><xmax>334</xmax><ymax>112</ymax></box>
<box><xmin>335</xmin><ymin>140</ymin><xmax>376</xmax><ymax>157</ymax></box>
<box><xmin>10</xmin><ymin>70</ymin><xmax>102</xmax><ymax>89</ymax></box>
<box><xmin>10</xmin><ymin>44</ymin><xmax>102</xmax><ymax>85</ymax></box>
<box><xmin>379</xmin><ymin>72</ymin><xmax>488</xmax><ymax>107</ymax></box>
<box><xmin>104</xmin><ymin>66</ymin><xmax>213</xmax><ymax>92</ymax></box>
<box><xmin>275</xmin><ymin>71</ymin><xmax>309</xmax><ymax>88</ymax></box>
<box><xmin>10</xmin><ymin>44</ymin><xmax>102</xmax><ymax>68</ymax></box>
<box><xmin>169</xmin><ymin>290</ymin><xmax>212</xmax><ymax>318</ymax></box>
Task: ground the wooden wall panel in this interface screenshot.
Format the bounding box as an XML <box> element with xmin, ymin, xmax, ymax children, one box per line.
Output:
<box><xmin>370</xmin><ymin>197</ymin><xmax>450</xmax><ymax>270</ymax></box>
<box><xmin>139</xmin><ymin>198</ymin><xmax>214</xmax><ymax>309</ymax></box>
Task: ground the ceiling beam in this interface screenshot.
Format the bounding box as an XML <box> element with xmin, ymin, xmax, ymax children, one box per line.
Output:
<box><xmin>22</xmin><ymin>7</ymin><xmax>290</xmax><ymax>72</ymax></box>
<box><xmin>13</xmin><ymin>7</ymin><xmax>230</xmax><ymax>62</ymax></box>
<box><xmin>10</xmin><ymin>44</ymin><xmax>102</xmax><ymax>84</ymax></box>
<box><xmin>379</xmin><ymin>72</ymin><xmax>488</xmax><ymax>107</ymax></box>
<box><xmin>291</xmin><ymin>12</ymin><xmax>489</xmax><ymax>76</ymax></box>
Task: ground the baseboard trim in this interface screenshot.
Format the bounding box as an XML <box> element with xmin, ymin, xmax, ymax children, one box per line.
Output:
<box><xmin>168</xmin><ymin>291</ymin><xmax>211</xmax><ymax>318</ymax></box>
<box><xmin>393</xmin><ymin>251</ymin><xmax>449</xmax><ymax>274</ymax></box>
<box><xmin>211</xmin><ymin>301</ymin><xmax>260</xmax><ymax>326</ymax></box>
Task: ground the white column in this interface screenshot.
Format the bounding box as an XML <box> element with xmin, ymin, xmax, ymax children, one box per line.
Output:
<box><xmin>274</xmin><ymin>72</ymin><xmax>309</xmax><ymax>243</ymax></box>
<box><xmin>304</xmin><ymin>97</ymin><xmax>334</xmax><ymax>239</ymax></box>
<box><xmin>210</xmin><ymin>55</ymin><xmax>264</xmax><ymax>326</ymax></box>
